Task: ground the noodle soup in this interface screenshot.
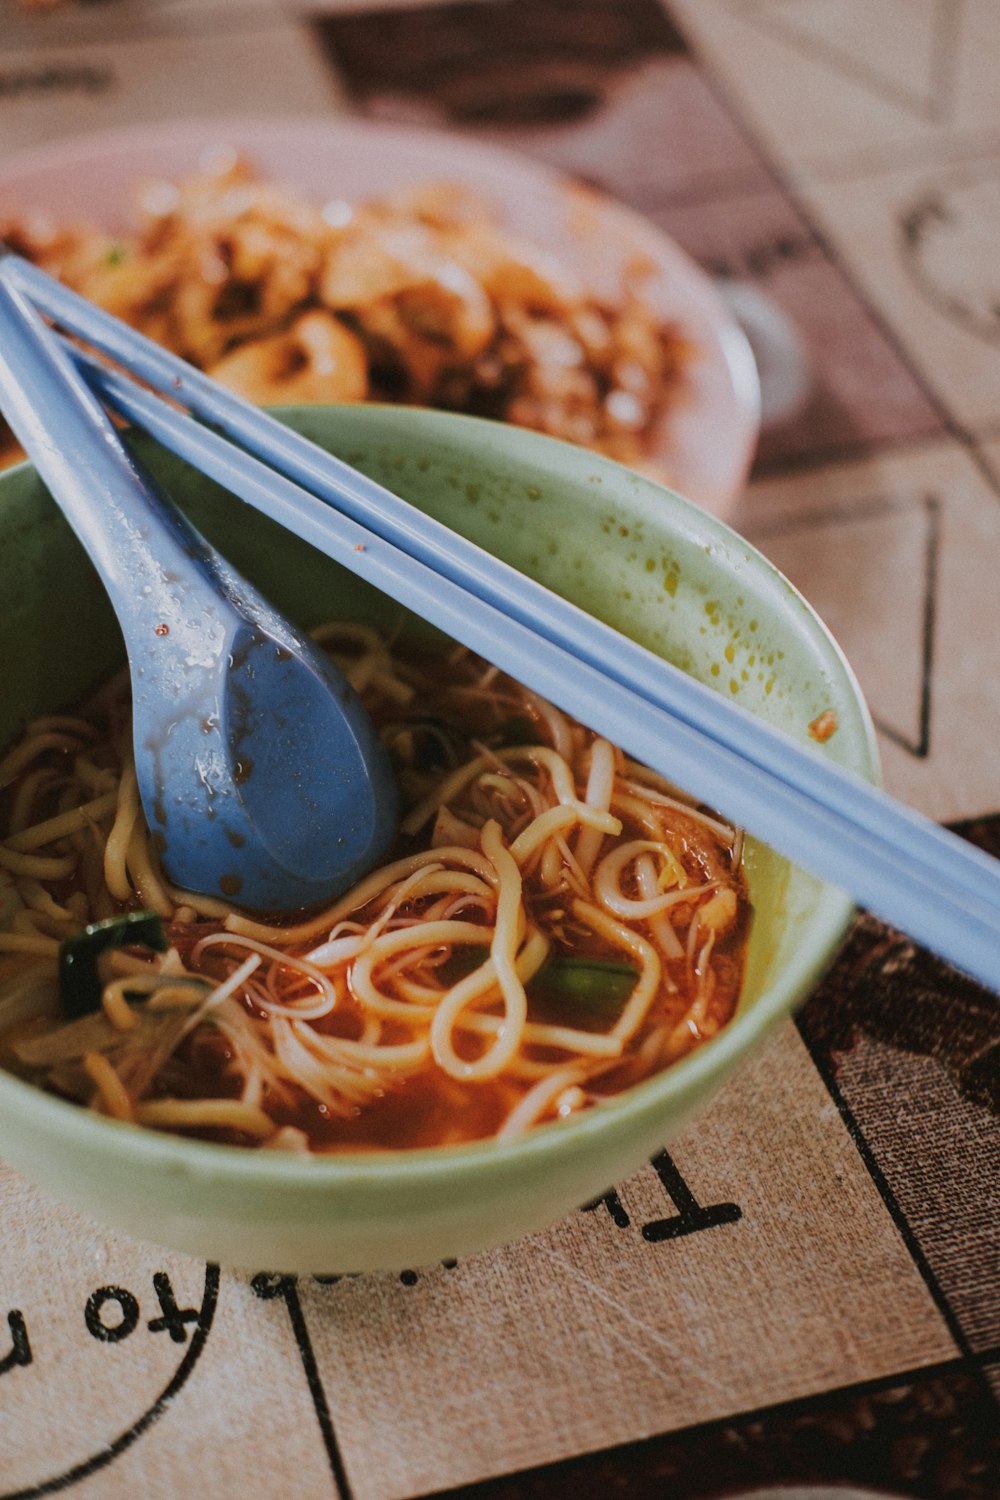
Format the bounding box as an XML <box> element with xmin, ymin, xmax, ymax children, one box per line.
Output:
<box><xmin>0</xmin><ymin>406</ymin><xmax>874</xmax><ymax>1269</ymax></box>
<box><xmin>0</xmin><ymin>630</ymin><xmax>749</xmax><ymax>1152</ymax></box>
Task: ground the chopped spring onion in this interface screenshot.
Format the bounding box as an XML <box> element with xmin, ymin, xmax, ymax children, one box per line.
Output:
<box><xmin>448</xmin><ymin>945</ymin><xmax>638</xmax><ymax>1019</ymax></box>
<box><xmin>530</xmin><ymin>958</ymin><xmax>639</xmax><ymax>1017</ymax></box>
<box><xmin>59</xmin><ymin>911</ymin><xmax>167</xmax><ymax>1019</ymax></box>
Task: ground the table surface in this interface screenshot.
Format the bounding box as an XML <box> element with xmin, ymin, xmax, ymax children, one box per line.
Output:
<box><xmin>1</xmin><ymin>2</ymin><xmax>998</xmax><ymax>1498</ymax></box>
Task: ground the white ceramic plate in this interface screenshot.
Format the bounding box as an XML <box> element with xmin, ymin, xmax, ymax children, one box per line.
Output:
<box><xmin>0</xmin><ymin>115</ymin><xmax>760</xmax><ymax>517</ymax></box>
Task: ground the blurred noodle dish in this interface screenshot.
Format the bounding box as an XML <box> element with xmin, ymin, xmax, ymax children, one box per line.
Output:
<box><xmin>0</xmin><ymin>155</ymin><xmax>690</xmax><ymax>471</ymax></box>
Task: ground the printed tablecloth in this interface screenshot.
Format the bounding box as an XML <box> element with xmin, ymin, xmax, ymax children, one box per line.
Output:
<box><xmin>1</xmin><ymin>3</ymin><xmax>998</xmax><ymax>1496</ymax></box>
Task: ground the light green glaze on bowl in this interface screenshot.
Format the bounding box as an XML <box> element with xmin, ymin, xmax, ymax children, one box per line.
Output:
<box><xmin>0</xmin><ymin>406</ymin><xmax>878</xmax><ymax>1271</ymax></box>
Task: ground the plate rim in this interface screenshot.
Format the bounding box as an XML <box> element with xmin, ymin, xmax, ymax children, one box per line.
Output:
<box><xmin>0</xmin><ymin>112</ymin><xmax>761</xmax><ymax>512</ymax></box>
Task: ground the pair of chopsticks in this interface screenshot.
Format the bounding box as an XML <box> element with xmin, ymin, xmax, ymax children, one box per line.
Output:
<box><xmin>5</xmin><ymin>253</ymin><xmax>999</xmax><ymax>993</ymax></box>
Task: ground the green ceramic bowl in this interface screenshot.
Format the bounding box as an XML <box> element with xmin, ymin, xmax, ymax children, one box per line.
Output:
<box><xmin>0</xmin><ymin>407</ymin><xmax>878</xmax><ymax>1271</ymax></box>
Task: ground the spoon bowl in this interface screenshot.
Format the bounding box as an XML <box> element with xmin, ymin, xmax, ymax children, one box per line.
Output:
<box><xmin>131</xmin><ymin>604</ymin><xmax>398</xmax><ymax>912</ymax></box>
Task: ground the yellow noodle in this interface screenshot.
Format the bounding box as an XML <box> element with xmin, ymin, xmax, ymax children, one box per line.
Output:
<box><xmin>574</xmin><ymin>737</ymin><xmax>617</xmax><ymax>878</ymax></box>
<box><xmin>124</xmin><ymin>823</ymin><xmax>174</xmax><ymax>917</ymax></box>
<box><xmin>620</xmin><ymin>768</ymin><xmax>736</xmax><ymax>842</ymax></box>
<box><xmin>370</xmin><ymin>666</ymin><xmax>416</xmax><ymax>705</ymax></box>
<box><xmin>510</xmin><ymin>803</ymin><xmax>620</xmax><ymax>866</ymax></box>
<box><xmin>163</xmin><ymin>885</ymin><xmax>235</xmax><ymax>920</ymax></box>
<box><xmin>0</xmin><ymin>846</ymin><xmax>76</xmax><ymax>880</ymax></box>
<box><xmin>15</xmin><ymin>877</ymin><xmax>78</xmax><ymax>926</ymax></box>
<box><xmin>5</xmin><ymin>791</ymin><xmax>117</xmax><ymax>854</ymax></box>
<box><xmin>101</xmin><ymin>982</ymin><xmax>141</xmax><ymax>1032</ymax></box>
<box><xmin>26</xmin><ymin>715</ymin><xmax>99</xmax><ymax>739</ymax></box>
<box><xmin>610</xmin><ymin>789</ymin><xmax>669</xmax><ymax>839</ymax></box>
<box><xmin>104</xmin><ymin>762</ymin><xmax>139</xmax><ymax>901</ymax></box>
<box><xmin>304</xmin><ymin>1029</ymin><xmax>430</xmax><ymax>1070</ymax></box>
<box><xmin>146</xmin><ymin>985</ymin><xmax>214</xmax><ymax>1012</ymax></box>
<box><xmin>402</xmin><ymin>744</ymin><xmax>579</xmax><ymax>834</ymax></box>
<box><xmin>225</xmin><ymin>846</ymin><xmax>496</xmax><ymax>944</ymax></box>
<box><xmin>270</xmin><ymin>1019</ymin><xmax>366</xmax><ymax>1115</ymax></box>
<box><xmin>83</xmin><ymin>1051</ymin><xmax>134</xmax><ymax>1122</ymax></box>
<box><xmin>192</xmin><ymin>933</ymin><xmax>337</xmax><ymax>1021</ymax></box>
<box><xmin>595</xmin><ymin>841</ymin><xmax>715</xmax><ymax>920</ymax></box>
<box><xmin>135</xmin><ymin>1098</ymin><xmax>274</xmax><ymax>1138</ymax></box>
<box><xmin>636</xmin><ymin>854</ymin><xmax>684</xmax><ymax>965</ymax></box>
<box><xmin>410</xmin><ymin>869</ymin><xmax>494</xmax><ymax>903</ymax></box>
<box><xmin>267</xmin><ymin>1126</ymin><xmax>311</xmax><ymax>1153</ymax></box>
<box><xmin>11</xmin><ymin>909</ymin><xmax>48</xmax><ymax>937</ymax></box>
<box><xmin>0</xmin><ymin>732</ymin><xmax>86</xmax><ymax>789</ymax></box>
<box><xmin>498</xmin><ymin>1063</ymin><xmax>589</xmax><ymax>1139</ymax></box>
<box><xmin>571</xmin><ymin>899</ymin><xmax>662</xmax><ymax>1046</ymax></box>
<box><xmin>73</xmin><ymin>755</ymin><xmax>118</xmax><ymax>796</ymax></box>
<box><xmin>431</xmin><ymin>822</ymin><xmax>526</xmax><ymax>1082</ymax></box>
<box><xmin>351</xmin><ymin>921</ymin><xmax>495</xmax><ymax>1022</ymax></box>
<box><xmin>8</xmin><ymin>769</ymin><xmax>58</xmax><ymax>837</ymax></box>
<box><xmin>0</xmin><ymin>931</ymin><xmax>60</xmax><ymax>957</ymax></box>
<box><xmin>521</xmin><ymin>690</ymin><xmax>574</xmax><ymax>761</ymax></box>
<box><xmin>503</xmin><ymin>1015</ymin><xmax>621</xmax><ymax>1057</ymax></box>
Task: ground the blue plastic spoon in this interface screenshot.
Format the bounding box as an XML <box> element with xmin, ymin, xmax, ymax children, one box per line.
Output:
<box><xmin>0</xmin><ymin>273</ymin><xmax>398</xmax><ymax>912</ymax></box>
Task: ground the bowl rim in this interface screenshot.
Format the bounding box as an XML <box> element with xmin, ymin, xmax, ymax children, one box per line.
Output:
<box><xmin>0</xmin><ymin>405</ymin><xmax>878</xmax><ymax>1189</ymax></box>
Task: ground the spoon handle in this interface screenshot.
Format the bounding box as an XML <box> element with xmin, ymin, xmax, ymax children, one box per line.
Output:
<box><xmin>0</xmin><ymin>275</ymin><xmax>234</xmax><ymax>663</ymax></box>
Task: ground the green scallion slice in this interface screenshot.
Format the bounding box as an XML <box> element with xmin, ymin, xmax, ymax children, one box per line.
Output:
<box><xmin>59</xmin><ymin>911</ymin><xmax>167</xmax><ymax>1019</ymax></box>
<box><xmin>529</xmin><ymin>957</ymin><xmax>638</xmax><ymax>1018</ymax></box>
<box><xmin>445</xmin><ymin>946</ymin><xmax>638</xmax><ymax>1020</ymax></box>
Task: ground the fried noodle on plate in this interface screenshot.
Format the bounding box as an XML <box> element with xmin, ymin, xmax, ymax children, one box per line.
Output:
<box><xmin>0</xmin><ymin>156</ymin><xmax>690</xmax><ymax>472</ymax></box>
